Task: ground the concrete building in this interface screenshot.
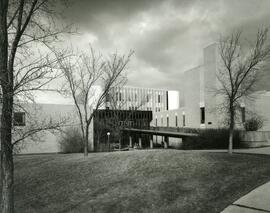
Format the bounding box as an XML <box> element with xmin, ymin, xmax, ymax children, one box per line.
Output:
<box><xmin>0</xmin><ymin>91</ymin><xmax>85</xmax><ymax>154</ymax></box>
<box><xmin>0</xmin><ymin>86</ymin><xmax>179</xmax><ymax>153</ymax></box>
<box><xmin>106</xmin><ymin>86</ymin><xmax>179</xmax><ymax>112</ymax></box>
<box><xmin>152</xmin><ymin>43</ymin><xmax>270</xmax><ymax>131</ymax></box>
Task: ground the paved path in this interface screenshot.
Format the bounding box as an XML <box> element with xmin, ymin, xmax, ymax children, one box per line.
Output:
<box><xmin>235</xmin><ymin>147</ymin><xmax>270</xmax><ymax>155</ymax></box>
<box><xmin>221</xmin><ymin>146</ymin><xmax>270</xmax><ymax>213</ymax></box>
<box><xmin>221</xmin><ymin>181</ymin><xmax>270</xmax><ymax>213</ymax></box>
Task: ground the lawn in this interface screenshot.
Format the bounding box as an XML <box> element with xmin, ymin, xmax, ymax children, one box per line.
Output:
<box><xmin>10</xmin><ymin>150</ymin><xmax>270</xmax><ymax>213</ymax></box>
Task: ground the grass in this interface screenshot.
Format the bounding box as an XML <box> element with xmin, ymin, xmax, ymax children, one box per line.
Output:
<box><xmin>10</xmin><ymin>150</ymin><xmax>270</xmax><ymax>213</ymax></box>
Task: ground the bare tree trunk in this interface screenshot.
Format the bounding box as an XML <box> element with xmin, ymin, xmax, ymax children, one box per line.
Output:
<box><xmin>1</xmin><ymin>78</ymin><xmax>15</xmax><ymax>213</ymax></box>
<box><xmin>0</xmin><ymin>0</ymin><xmax>15</xmax><ymax>212</ymax></box>
<box><xmin>228</xmin><ymin>106</ymin><xmax>235</xmax><ymax>155</ymax></box>
<box><xmin>1</xmin><ymin>106</ymin><xmax>14</xmax><ymax>213</ymax></box>
<box><xmin>84</xmin><ymin>139</ymin><xmax>88</xmax><ymax>157</ymax></box>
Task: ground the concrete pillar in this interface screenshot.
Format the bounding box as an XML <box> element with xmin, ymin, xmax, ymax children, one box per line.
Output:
<box><xmin>119</xmin><ymin>139</ymin><xmax>121</xmax><ymax>149</ymax></box>
<box><xmin>150</xmin><ymin>139</ymin><xmax>153</xmax><ymax>149</ymax></box>
<box><xmin>129</xmin><ymin>136</ymin><xmax>132</xmax><ymax>148</ymax></box>
<box><xmin>139</xmin><ymin>137</ymin><xmax>142</xmax><ymax>148</ymax></box>
<box><xmin>164</xmin><ymin>141</ymin><xmax>168</xmax><ymax>149</ymax></box>
<box><xmin>164</xmin><ymin>136</ymin><xmax>169</xmax><ymax>149</ymax></box>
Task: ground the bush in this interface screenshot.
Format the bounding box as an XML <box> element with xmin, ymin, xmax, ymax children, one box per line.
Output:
<box><xmin>182</xmin><ymin>128</ymin><xmax>240</xmax><ymax>150</ymax></box>
<box><xmin>244</xmin><ymin>116</ymin><xmax>264</xmax><ymax>131</ymax></box>
<box><xmin>59</xmin><ymin>128</ymin><xmax>84</xmax><ymax>153</ymax></box>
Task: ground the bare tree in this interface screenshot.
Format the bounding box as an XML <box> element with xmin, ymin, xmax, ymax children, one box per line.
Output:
<box><xmin>217</xmin><ymin>28</ymin><xmax>270</xmax><ymax>154</ymax></box>
<box><xmin>58</xmin><ymin>47</ymin><xmax>133</xmax><ymax>156</ymax></box>
<box><xmin>0</xmin><ymin>0</ymin><xmax>73</xmax><ymax>212</ymax></box>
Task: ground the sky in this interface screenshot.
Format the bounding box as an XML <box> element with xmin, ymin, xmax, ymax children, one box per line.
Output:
<box><xmin>59</xmin><ymin>0</ymin><xmax>270</xmax><ymax>91</ymax></box>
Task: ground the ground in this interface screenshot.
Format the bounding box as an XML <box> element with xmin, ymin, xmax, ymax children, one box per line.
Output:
<box><xmin>11</xmin><ymin>150</ymin><xmax>270</xmax><ymax>213</ymax></box>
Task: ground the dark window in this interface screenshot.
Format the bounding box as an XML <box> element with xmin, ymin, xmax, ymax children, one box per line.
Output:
<box><xmin>14</xmin><ymin>112</ymin><xmax>25</xmax><ymax>126</ymax></box>
<box><xmin>158</xmin><ymin>94</ymin><xmax>161</xmax><ymax>103</ymax></box>
<box><xmin>241</xmin><ymin>107</ymin><xmax>245</xmax><ymax>123</ymax></box>
<box><xmin>146</xmin><ymin>94</ymin><xmax>149</xmax><ymax>102</ymax></box>
<box><xmin>200</xmin><ymin>107</ymin><xmax>205</xmax><ymax>124</ymax></box>
<box><xmin>105</xmin><ymin>94</ymin><xmax>110</xmax><ymax>102</ymax></box>
<box><xmin>183</xmin><ymin>114</ymin><xmax>185</xmax><ymax>127</ymax></box>
<box><xmin>175</xmin><ymin>115</ymin><xmax>178</xmax><ymax>127</ymax></box>
<box><xmin>119</xmin><ymin>92</ymin><xmax>122</xmax><ymax>101</ymax></box>
<box><xmin>167</xmin><ymin>116</ymin><xmax>169</xmax><ymax>127</ymax></box>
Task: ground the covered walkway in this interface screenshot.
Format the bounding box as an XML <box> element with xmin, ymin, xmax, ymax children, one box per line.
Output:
<box><xmin>123</xmin><ymin>127</ymin><xmax>198</xmax><ymax>149</ymax></box>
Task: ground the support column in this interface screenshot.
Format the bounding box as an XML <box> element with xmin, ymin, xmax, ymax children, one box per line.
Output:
<box><xmin>119</xmin><ymin>138</ymin><xmax>121</xmax><ymax>150</ymax></box>
<box><xmin>139</xmin><ymin>137</ymin><xmax>142</xmax><ymax>148</ymax></box>
<box><xmin>129</xmin><ymin>136</ymin><xmax>132</xmax><ymax>148</ymax></box>
<box><xmin>150</xmin><ymin>138</ymin><xmax>153</xmax><ymax>149</ymax></box>
<box><xmin>164</xmin><ymin>136</ymin><xmax>169</xmax><ymax>149</ymax></box>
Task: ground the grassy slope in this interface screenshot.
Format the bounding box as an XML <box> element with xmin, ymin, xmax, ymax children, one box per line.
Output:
<box><xmin>12</xmin><ymin>150</ymin><xmax>270</xmax><ymax>213</ymax></box>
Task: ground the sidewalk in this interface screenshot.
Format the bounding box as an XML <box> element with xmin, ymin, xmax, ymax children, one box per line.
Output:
<box><xmin>235</xmin><ymin>147</ymin><xmax>270</xmax><ymax>155</ymax></box>
<box><xmin>221</xmin><ymin>146</ymin><xmax>270</xmax><ymax>213</ymax></box>
<box><xmin>221</xmin><ymin>181</ymin><xmax>270</xmax><ymax>213</ymax></box>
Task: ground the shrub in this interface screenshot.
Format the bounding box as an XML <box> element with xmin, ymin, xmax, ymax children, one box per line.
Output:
<box><xmin>244</xmin><ymin>116</ymin><xmax>264</xmax><ymax>131</ymax></box>
<box><xmin>59</xmin><ymin>128</ymin><xmax>84</xmax><ymax>153</ymax></box>
<box><xmin>182</xmin><ymin>128</ymin><xmax>240</xmax><ymax>150</ymax></box>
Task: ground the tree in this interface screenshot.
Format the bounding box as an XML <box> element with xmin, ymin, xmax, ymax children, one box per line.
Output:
<box><xmin>0</xmin><ymin>0</ymin><xmax>72</xmax><ymax>212</ymax></box>
<box><xmin>217</xmin><ymin>28</ymin><xmax>270</xmax><ymax>154</ymax></box>
<box><xmin>58</xmin><ymin>47</ymin><xmax>133</xmax><ymax>156</ymax></box>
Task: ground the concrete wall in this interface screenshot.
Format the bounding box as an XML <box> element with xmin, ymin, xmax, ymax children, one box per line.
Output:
<box><xmin>245</xmin><ymin>92</ymin><xmax>270</xmax><ymax>131</ymax></box>
<box><xmin>152</xmin><ymin>43</ymin><xmax>270</xmax><ymax>131</ymax></box>
<box><xmin>12</xmin><ymin>103</ymin><xmax>84</xmax><ymax>154</ymax></box>
<box><xmin>0</xmin><ymin>103</ymin><xmax>94</xmax><ymax>154</ymax></box>
<box><xmin>181</xmin><ymin>66</ymin><xmax>201</xmax><ymax>128</ymax></box>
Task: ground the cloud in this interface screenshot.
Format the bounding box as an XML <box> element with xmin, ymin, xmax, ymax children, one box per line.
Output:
<box><xmin>59</xmin><ymin>0</ymin><xmax>270</xmax><ymax>91</ymax></box>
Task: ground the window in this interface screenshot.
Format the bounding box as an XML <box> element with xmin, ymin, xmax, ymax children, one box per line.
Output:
<box><xmin>241</xmin><ymin>107</ymin><xmax>245</xmax><ymax>123</ymax></box>
<box><xmin>158</xmin><ymin>94</ymin><xmax>161</xmax><ymax>103</ymax></box>
<box><xmin>175</xmin><ymin>115</ymin><xmax>178</xmax><ymax>127</ymax></box>
<box><xmin>200</xmin><ymin>107</ymin><xmax>205</xmax><ymax>124</ymax></box>
<box><xmin>14</xmin><ymin>112</ymin><xmax>25</xmax><ymax>126</ymax></box>
<box><xmin>167</xmin><ymin>116</ymin><xmax>169</xmax><ymax>127</ymax></box>
<box><xmin>146</xmin><ymin>94</ymin><xmax>149</xmax><ymax>103</ymax></box>
<box><xmin>105</xmin><ymin>94</ymin><xmax>110</xmax><ymax>102</ymax></box>
<box><xmin>119</xmin><ymin>92</ymin><xmax>122</xmax><ymax>101</ymax></box>
<box><xmin>183</xmin><ymin>114</ymin><xmax>186</xmax><ymax>127</ymax></box>
<box><xmin>155</xmin><ymin>118</ymin><xmax>157</xmax><ymax>126</ymax></box>
<box><xmin>161</xmin><ymin>117</ymin><xmax>163</xmax><ymax>126</ymax></box>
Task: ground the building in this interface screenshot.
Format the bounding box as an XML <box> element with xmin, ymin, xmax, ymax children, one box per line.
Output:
<box><xmin>0</xmin><ymin>86</ymin><xmax>179</xmax><ymax>153</ymax></box>
<box><xmin>93</xmin><ymin>109</ymin><xmax>152</xmax><ymax>152</ymax></box>
<box><xmin>106</xmin><ymin>86</ymin><xmax>179</xmax><ymax>112</ymax></box>
<box><xmin>152</xmin><ymin>43</ymin><xmax>270</xmax><ymax>131</ymax></box>
<box><xmin>0</xmin><ymin>91</ymin><xmax>83</xmax><ymax>154</ymax></box>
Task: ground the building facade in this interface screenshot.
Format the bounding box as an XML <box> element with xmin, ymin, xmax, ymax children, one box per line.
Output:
<box><xmin>152</xmin><ymin>43</ymin><xmax>270</xmax><ymax>131</ymax></box>
<box><xmin>93</xmin><ymin>109</ymin><xmax>152</xmax><ymax>152</ymax></box>
<box><xmin>106</xmin><ymin>86</ymin><xmax>179</xmax><ymax>112</ymax></box>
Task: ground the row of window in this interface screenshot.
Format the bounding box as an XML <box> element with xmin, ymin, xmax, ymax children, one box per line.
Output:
<box><xmin>155</xmin><ymin>114</ymin><xmax>186</xmax><ymax>127</ymax></box>
<box><xmin>155</xmin><ymin>106</ymin><xmax>246</xmax><ymax>127</ymax></box>
<box><xmin>114</xmin><ymin>92</ymin><xmax>162</xmax><ymax>103</ymax></box>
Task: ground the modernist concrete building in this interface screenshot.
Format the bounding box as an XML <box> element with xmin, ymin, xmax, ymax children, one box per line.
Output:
<box><xmin>0</xmin><ymin>91</ymin><xmax>83</xmax><ymax>154</ymax></box>
<box><xmin>152</xmin><ymin>43</ymin><xmax>270</xmax><ymax>131</ymax></box>
<box><xmin>0</xmin><ymin>86</ymin><xmax>179</xmax><ymax>153</ymax></box>
<box><xmin>106</xmin><ymin>86</ymin><xmax>179</xmax><ymax>112</ymax></box>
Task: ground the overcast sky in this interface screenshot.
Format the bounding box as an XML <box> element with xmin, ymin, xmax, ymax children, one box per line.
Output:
<box><xmin>60</xmin><ymin>0</ymin><xmax>270</xmax><ymax>91</ymax></box>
